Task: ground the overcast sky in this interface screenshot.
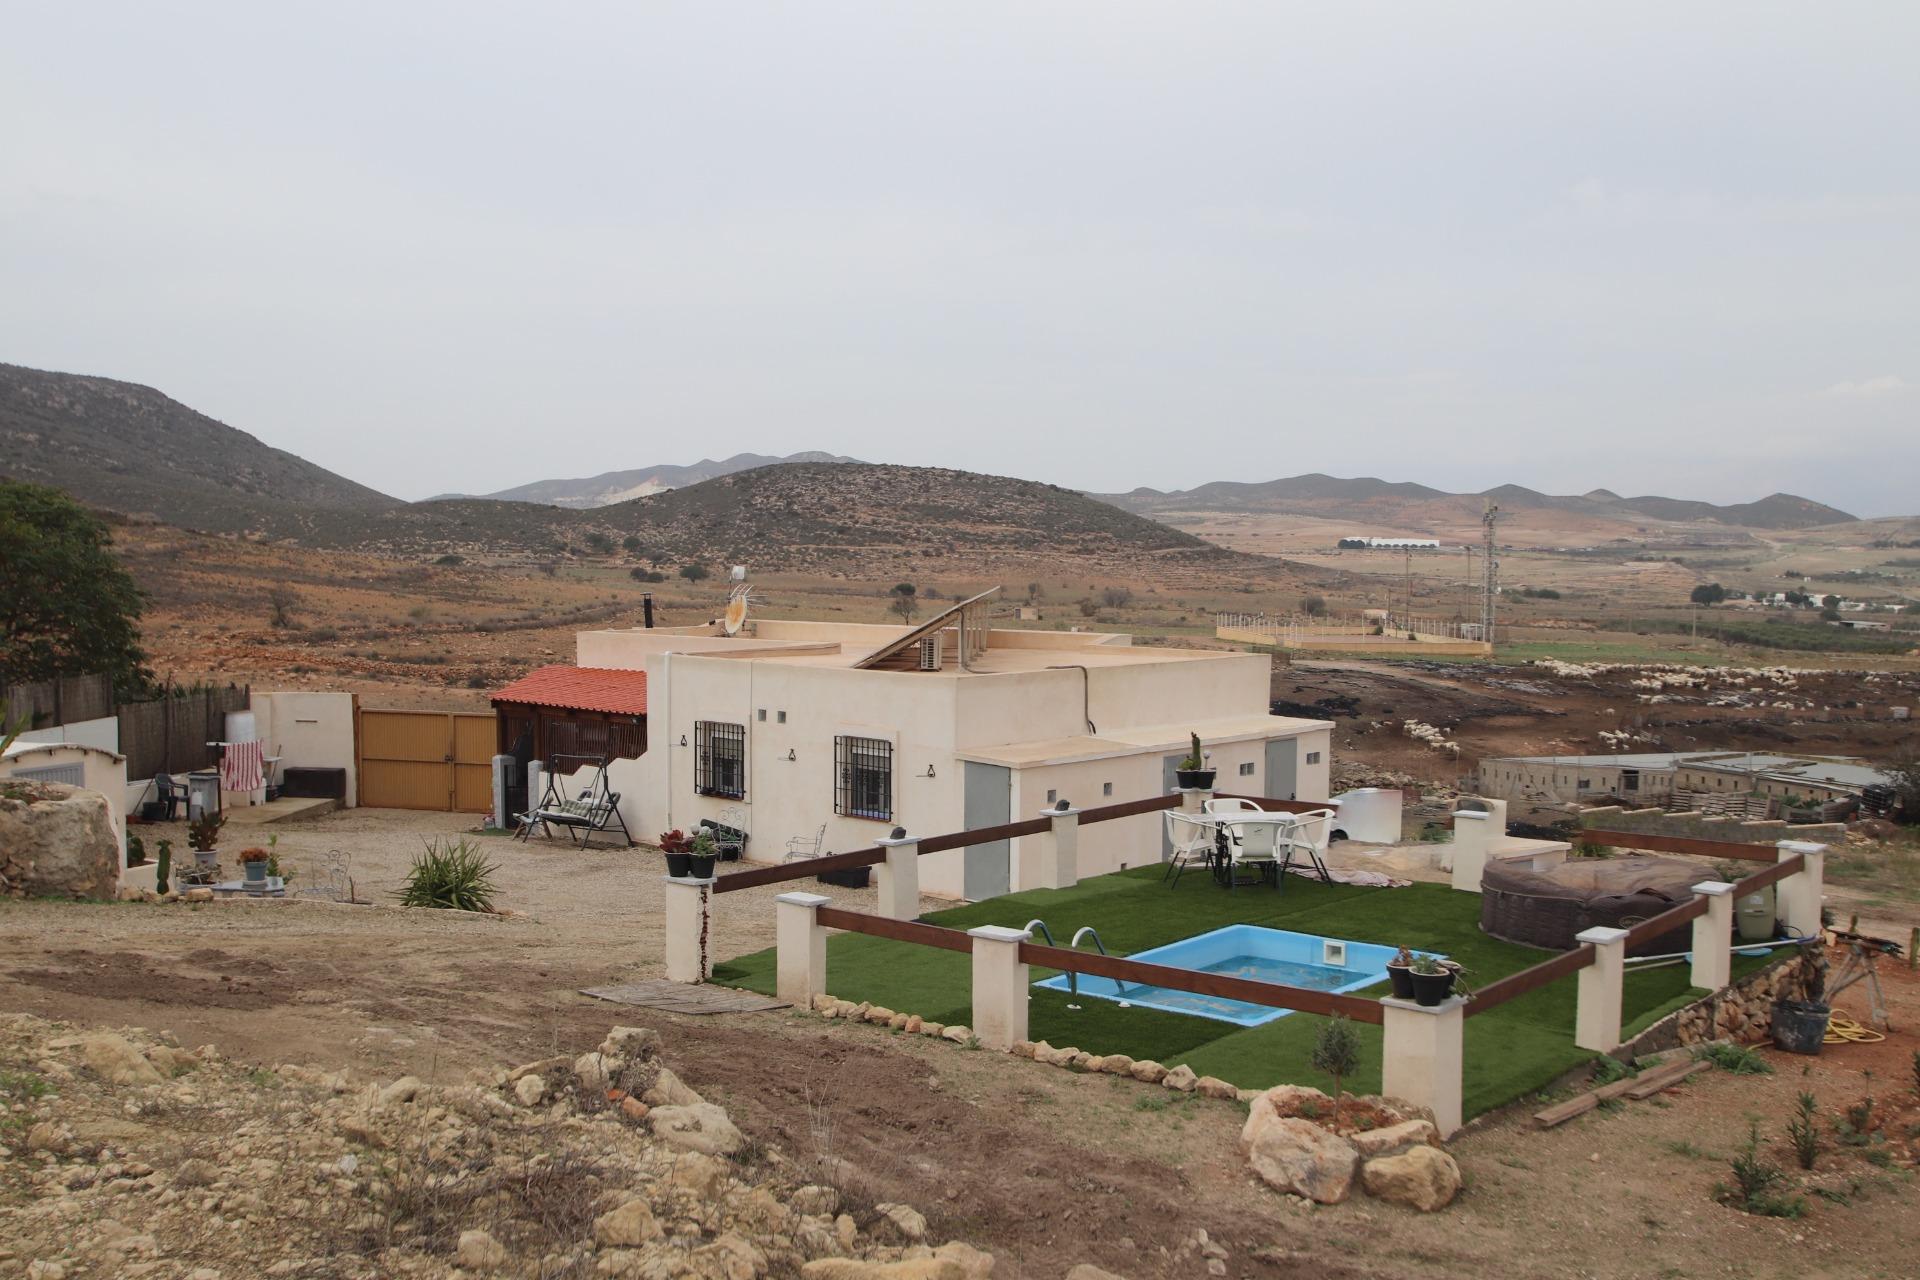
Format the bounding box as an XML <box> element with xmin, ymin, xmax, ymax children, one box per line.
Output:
<box><xmin>4</xmin><ymin>3</ymin><xmax>1916</xmax><ymax>516</ymax></box>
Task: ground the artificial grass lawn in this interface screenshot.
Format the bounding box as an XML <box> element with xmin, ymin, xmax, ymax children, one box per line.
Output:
<box><xmin>713</xmin><ymin>864</ymin><xmax>1768</xmax><ymax>1120</ymax></box>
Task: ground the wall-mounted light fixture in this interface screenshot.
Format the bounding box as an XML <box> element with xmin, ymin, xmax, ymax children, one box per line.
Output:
<box><xmin>679</xmin><ymin>734</ymin><xmax>688</xmax><ymax>747</ymax></box>
<box><xmin>923</xmin><ymin>764</ymin><xmax>936</xmax><ymax>778</ymax></box>
<box><xmin>786</xmin><ymin>748</ymin><xmax>797</xmax><ymax>762</ymax></box>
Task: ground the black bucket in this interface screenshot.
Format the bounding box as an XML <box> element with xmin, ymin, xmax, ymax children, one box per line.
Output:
<box><xmin>1771</xmin><ymin>999</ymin><xmax>1829</xmax><ymax>1055</ymax></box>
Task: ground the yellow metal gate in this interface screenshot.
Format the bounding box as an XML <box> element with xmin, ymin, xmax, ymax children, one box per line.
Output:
<box><xmin>357</xmin><ymin>709</ymin><xmax>495</xmax><ymax>812</ymax></box>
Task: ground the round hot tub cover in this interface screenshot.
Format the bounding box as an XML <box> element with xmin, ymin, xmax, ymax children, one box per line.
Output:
<box><xmin>1479</xmin><ymin>855</ymin><xmax>1710</xmax><ymax>955</ymax></box>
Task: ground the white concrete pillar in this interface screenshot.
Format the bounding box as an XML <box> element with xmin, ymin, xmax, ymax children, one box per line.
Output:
<box><xmin>663</xmin><ymin>876</ymin><xmax>715</xmax><ymax>983</ymax></box>
<box><xmin>874</xmin><ymin>833</ymin><xmax>920</xmax><ymax>921</ymax></box>
<box><xmin>968</xmin><ymin>924</ymin><xmax>1032</xmax><ymax>1050</ymax></box>
<box><xmin>1380</xmin><ymin>996</ymin><xmax>1465</xmax><ymax>1138</ymax></box>
<box><xmin>1448</xmin><ymin>810</ymin><xmax>1492</xmax><ymax>891</ymax></box>
<box><xmin>1690</xmin><ymin>881</ymin><xmax>1736</xmax><ymax>991</ymax></box>
<box><xmin>775</xmin><ymin>891</ymin><xmax>830</xmax><ymax>1006</ymax></box>
<box><xmin>1574</xmin><ymin>926</ymin><xmax>1630</xmax><ymax>1053</ymax></box>
<box><xmin>1179</xmin><ymin>787</ymin><xmax>1213</xmax><ymax>815</ymax></box>
<box><xmin>1776</xmin><ymin>841</ymin><xmax>1827</xmax><ymax>939</ymax></box>
<box><xmin>1036</xmin><ymin>804</ymin><xmax>1081</xmax><ymax>890</ymax></box>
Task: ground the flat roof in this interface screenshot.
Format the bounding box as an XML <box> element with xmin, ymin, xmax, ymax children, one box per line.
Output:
<box><xmin>1487</xmin><ymin>749</ymin><xmax>1891</xmax><ymax>789</ymax></box>
<box><xmin>956</xmin><ymin>713</ymin><xmax>1331</xmax><ymax>768</ymax></box>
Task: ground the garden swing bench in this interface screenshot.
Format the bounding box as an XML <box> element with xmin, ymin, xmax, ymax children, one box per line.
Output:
<box><xmin>516</xmin><ymin>753</ymin><xmax>633</xmax><ymax>848</ymax></box>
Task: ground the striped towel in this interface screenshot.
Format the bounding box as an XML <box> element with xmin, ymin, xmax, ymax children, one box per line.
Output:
<box><xmin>220</xmin><ymin>740</ymin><xmax>265</xmax><ymax>793</ymax></box>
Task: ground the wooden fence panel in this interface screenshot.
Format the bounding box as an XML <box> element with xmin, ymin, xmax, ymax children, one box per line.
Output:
<box><xmin>1</xmin><ymin>673</ymin><xmax>115</xmax><ymax>728</ymax></box>
<box><xmin>116</xmin><ymin>684</ymin><xmax>251</xmax><ymax>779</ymax></box>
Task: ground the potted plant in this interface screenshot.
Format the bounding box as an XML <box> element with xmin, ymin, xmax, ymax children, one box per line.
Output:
<box><xmin>686</xmin><ymin>829</ymin><xmax>719</xmax><ymax>880</ymax></box>
<box><xmin>240</xmin><ymin>846</ymin><xmax>271</xmax><ymax>886</ymax></box>
<box><xmin>1174</xmin><ymin>733</ymin><xmax>1216</xmax><ymax>790</ymax></box>
<box><xmin>155</xmin><ymin>839</ymin><xmax>173</xmax><ymax>895</ymax></box>
<box><xmin>187</xmin><ymin>812</ymin><xmax>225</xmax><ymax>874</ymax></box>
<box><xmin>658</xmin><ymin>828</ymin><xmax>693</xmax><ymax>878</ymax></box>
<box><xmin>1386</xmin><ymin>945</ymin><xmax>1417</xmax><ymax>1000</ymax></box>
<box><xmin>1409</xmin><ymin>953</ymin><xmax>1457</xmax><ymax>1007</ymax></box>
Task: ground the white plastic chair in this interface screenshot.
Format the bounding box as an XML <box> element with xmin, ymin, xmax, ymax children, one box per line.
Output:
<box><xmin>1202</xmin><ymin>797</ymin><xmax>1266</xmax><ymax>816</ymax></box>
<box><xmin>784</xmin><ymin>824</ymin><xmax>827</xmax><ymax>862</ymax></box>
<box><xmin>1277</xmin><ymin>808</ymin><xmax>1337</xmax><ymax>883</ymax></box>
<box><xmin>1162</xmin><ymin>810</ymin><xmax>1217</xmax><ymax>887</ymax></box>
<box><xmin>1216</xmin><ymin>815</ymin><xmax>1294</xmax><ymax>888</ymax></box>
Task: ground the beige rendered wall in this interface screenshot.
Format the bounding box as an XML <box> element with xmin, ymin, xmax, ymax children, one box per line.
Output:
<box><xmin>250</xmin><ymin>692</ymin><xmax>359</xmax><ymax>807</ymax></box>
<box><xmin>610</xmin><ymin>654</ymin><xmax>975</xmax><ymax>893</ymax></box>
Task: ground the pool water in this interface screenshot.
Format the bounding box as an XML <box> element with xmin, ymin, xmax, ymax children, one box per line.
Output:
<box><xmin>1033</xmin><ymin>924</ymin><xmax>1417</xmax><ymax>1027</ymax></box>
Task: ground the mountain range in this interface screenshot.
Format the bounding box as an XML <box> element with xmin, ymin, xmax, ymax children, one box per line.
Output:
<box><xmin>1095</xmin><ymin>474</ymin><xmax>1855</xmax><ymax>533</ymax></box>
<box><xmin>432</xmin><ymin>452</ymin><xmax>862</xmax><ymax>508</ymax></box>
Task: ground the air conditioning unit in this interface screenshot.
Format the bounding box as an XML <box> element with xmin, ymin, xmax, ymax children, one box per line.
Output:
<box><xmin>918</xmin><ymin>636</ymin><xmax>943</xmax><ymax>671</ymax></box>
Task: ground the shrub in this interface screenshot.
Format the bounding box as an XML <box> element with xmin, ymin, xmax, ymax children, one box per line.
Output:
<box><xmin>433</xmin><ymin>554</ymin><xmax>464</xmax><ymax>566</ymax></box>
<box><xmin>1787</xmin><ymin>1091</ymin><xmax>1819</xmax><ymax>1170</ymax></box>
<box><xmin>1309</xmin><ymin>1015</ymin><xmax>1360</xmax><ymax>1109</ymax></box>
<box><xmin>186</xmin><ymin>812</ymin><xmax>225</xmax><ymax>852</ymax></box>
<box><xmin>1699</xmin><ymin>1043</ymin><xmax>1773</xmax><ymax>1075</ymax></box>
<box><xmin>679</xmin><ymin>564</ymin><xmax>710</xmax><ymax>582</ymax></box>
<box><xmin>1718</xmin><ymin>1120</ymin><xmax>1805</xmax><ymax>1218</ymax></box>
<box><xmin>396</xmin><ymin>838</ymin><xmax>500</xmax><ymax>912</ymax></box>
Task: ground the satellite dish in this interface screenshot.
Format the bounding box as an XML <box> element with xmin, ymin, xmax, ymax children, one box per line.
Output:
<box><xmin>723</xmin><ymin>587</ymin><xmax>750</xmax><ymax>636</ymax></box>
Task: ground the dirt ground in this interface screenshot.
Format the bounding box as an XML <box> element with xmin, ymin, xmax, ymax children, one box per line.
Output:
<box><xmin>6</xmin><ymin>808</ymin><xmax>1920</xmax><ymax>1278</ymax></box>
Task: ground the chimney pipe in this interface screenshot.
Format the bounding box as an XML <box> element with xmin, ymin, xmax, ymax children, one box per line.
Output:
<box><xmin>642</xmin><ymin>593</ymin><xmax>654</xmax><ymax>629</ymax></box>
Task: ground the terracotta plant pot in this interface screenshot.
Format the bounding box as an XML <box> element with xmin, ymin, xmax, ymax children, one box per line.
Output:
<box><xmin>1409</xmin><ymin>967</ymin><xmax>1456</xmax><ymax>1007</ymax></box>
<box><xmin>1386</xmin><ymin>962</ymin><xmax>1416</xmax><ymax>1000</ymax></box>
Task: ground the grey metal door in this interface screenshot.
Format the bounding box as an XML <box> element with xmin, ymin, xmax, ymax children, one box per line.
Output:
<box><xmin>962</xmin><ymin>762</ymin><xmax>1011</xmax><ymax>900</ymax></box>
<box><xmin>1266</xmin><ymin>738</ymin><xmax>1298</xmax><ymax>800</ymax></box>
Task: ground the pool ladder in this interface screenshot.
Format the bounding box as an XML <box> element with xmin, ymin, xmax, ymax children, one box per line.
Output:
<box><xmin>1025</xmin><ymin>919</ymin><xmax>1128</xmax><ymax>1007</ymax></box>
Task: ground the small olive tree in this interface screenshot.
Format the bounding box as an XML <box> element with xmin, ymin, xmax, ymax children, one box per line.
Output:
<box><xmin>1310</xmin><ymin>1014</ymin><xmax>1361</xmax><ymax>1116</ymax></box>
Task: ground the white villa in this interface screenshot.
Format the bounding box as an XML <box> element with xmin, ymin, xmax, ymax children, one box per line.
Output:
<box><xmin>515</xmin><ymin>592</ymin><xmax>1335</xmax><ymax>899</ymax></box>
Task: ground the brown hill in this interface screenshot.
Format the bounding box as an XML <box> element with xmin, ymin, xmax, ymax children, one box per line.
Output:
<box><xmin>0</xmin><ymin>362</ymin><xmax>401</xmax><ymax>535</ymax></box>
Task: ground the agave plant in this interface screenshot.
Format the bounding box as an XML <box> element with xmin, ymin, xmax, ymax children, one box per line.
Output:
<box><xmin>396</xmin><ymin>837</ymin><xmax>500</xmax><ymax>912</ymax></box>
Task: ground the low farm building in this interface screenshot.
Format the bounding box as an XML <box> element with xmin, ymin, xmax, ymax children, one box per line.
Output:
<box><xmin>1478</xmin><ymin>749</ymin><xmax>1896</xmax><ymax>812</ymax></box>
<box><xmin>510</xmin><ymin>595</ymin><xmax>1333</xmax><ymax>899</ymax></box>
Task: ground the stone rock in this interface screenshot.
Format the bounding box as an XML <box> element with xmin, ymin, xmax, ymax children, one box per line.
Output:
<box><xmin>0</xmin><ymin>782</ymin><xmax>119</xmax><ymax>899</ymax></box>
<box><xmin>378</xmin><ymin>1075</ymin><xmax>423</xmax><ymax>1106</ymax></box>
<box><xmin>650</xmin><ymin>1102</ymin><xmax>745</xmax><ymax>1156</ymax></box>
<box><xmin>456</xmin><ymin>1228</ymin><xmax>509</xmax><ymax>1270</ymax></box>
<box><xmin>26</xmin><ymin>1261</ymin><xmax>68</xmax><ymax>1280</ymax></box>
<box><xmin>933</xmin><ymin>1241</ymin><xmax>994</xmax><ymax>1279</ymax></box>
<box><xmin>801</xmin><ymin>1259</ymin><xmax>964</xmax><ymax>1280</ymax></box>
<box><xmin>184</xmin><ymin>887</ymin><xmax>214</xmax><ymax>902</ymax></box>
<box><xmin>595</xmin><ymin>1197</ymin><xmax>663</xmax><ymax>1246</ymax></box>
<box><xmin>146</xmin><ymin>1045</ymin><xmax>199</xmax><ymax>1077</ymax></box>
<box><xmin>888</xmin><ymin>1013</ymin><xmax>911</xmax><ymax>1031</ymax></box>
<box><xmin>905</xmin><ymin>1015</ymin><xmax>924</xmax><ymax>1034</ymax></box>
<box><xmin>1242</xmin><ymin>1115</ymin><xmax>1359</xmax><ymax>1204</ymax></box>
<box><xmin>1349</xmin><ymin>1119</ymin><xmax>1439</xmax><ymax>1160</ymax></box>
<box><xmin>1065</xmin><ymin>1266</ymin><xmax>1128</xmax><ymax>1280</ymax></box>
<box><xmin>600</xmin><ymin>1026</ymin><xmax>662</xmax><ymax>1061</ymax></box>
<box><xmin>173</xmin><ymin>1159</ymin><xmax>218</xmax><ymax>1187</ymax></box>
<box><xmin>1099</xmin><ymin>1054</ymin><xmax>1135</xmax><ymax>1076</ymax></box>
<box><xmin>1068</xmin><ymin>1052</ymin><xmax>1095</xmax><ymax>1071</ymax></box>
<box><xmin>1244</xmin><ymin>1084</ymin><xmax>1335</xmax><ymax>1130</ymax></box>
<box><xmin>694</xmin><ymin>1230</ymin><xmax>769</xmax><ymax>1280</ymax></box>
<box><xmin>1161</xmin><ymin>1065</ymin><xmax>1197</xmax><ymax>1093</ymax></box>
<box><xmin>507</xmin><ymin>1054</ymin><xmax>570</xmax><ymax>1082</ymax></box>
<box><xmin>514</xmin><ymin>1074</ymin><xmax>547</xmax><ymax>1106</ymax></box>
<box><xmin>1361</xmin><ymin>1145</ymin><xmax>1462</xmax><ymax>1212</ymax></box>
<box><xmin>1037</xmin><ymin>1044</ymin><xmax>1078</xmax><ymax>1068</ymax></box>
<box><xmin>791</xmin><ymin>1184</ymin><xmax>841</xmax><ymax>1217</ymax></box>
<box><xmin>641</xmin><ymin>1065</ymin><xmax>703</xmax><ymax>1107</ymax></box>
<box><xmin>1081</xmin><ymin>1055</ymin><xmax>1108</xmax><ymax>1073</ymax></box>
<box><xmin>619</xmin><ymin>1096</ymin><xmax>650</xmax><ymax>1122</ymax></box>
<box><xmin>80</xmin><ymin>1033</ymin><xmax>164</xmax><ymax>1086</ymax></box>
<box><xmin>1010</xmin><ymin>1040</ymin><xmax>1035</xmax><ymax>1059</ymax></box>
<box><xmin>1129</xmin><ymin>1060</ymin><xmax>1167</xmax><ymax>1084</ymax></box>
<box><xmin>864</xmin><ymin>1006</ymin><xmax>897</xmax><ymax>1025</ymax></box>
<box><xmin>573</xmin><ymin>1053</ymin><xmax>614</xmax><ymax>1093</ymax></box>
<box><xmin>812</xmin><ymin>993</ymin><xmax>839</xmax><ymax>1014</ymax></box>
<box><xmin>1195</xmin><ymin>1075</ymin><xmax>1238</xmax><ymax>1100</ymax></box>
<box><xmin>919</xmin><ymin>1022</ymin><xmax>945</xmax><ymax>1037</ymax></box>
<box><xmin>876</xmin><ymin>1201</ymin><xmax>928</xmax><ymax>1240</ymax></box>
<box><xmin>667</xmin><ymin>1151</ymin><xmax>732</xmax><ymax>1198</ymax></box>
<box><xmin>25</xmin><ymin>1121</ymin><xmax>70</xmax><ymax>1153</ymax></box>
<box><xmin>941</xmin><ymin>1025</ymin><xmax>973</xmax><ymax>1044</ymax></box>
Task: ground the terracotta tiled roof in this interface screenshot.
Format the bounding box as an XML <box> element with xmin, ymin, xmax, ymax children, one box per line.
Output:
<box><xmin>491</xmin><ymin>664</ymin><xmax>648</xmax><ymax>715</ymax></box>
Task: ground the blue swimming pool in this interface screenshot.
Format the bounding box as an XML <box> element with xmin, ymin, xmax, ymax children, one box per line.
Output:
<box><xmin>1033</xmin><ymin>925</ymin><xmax>1417</xmax><ymax>1027</ymax></box>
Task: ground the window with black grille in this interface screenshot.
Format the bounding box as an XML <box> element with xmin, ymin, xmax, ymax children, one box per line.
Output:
<box><xmin>695</xmin><ymin>721</ymin><xmax>746</xmax><ymax>799</ymax></box>
<box><xmin>835</xmin><ymin>734</ymin><xmax>893</xmax><ymax>820</ymax></box>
